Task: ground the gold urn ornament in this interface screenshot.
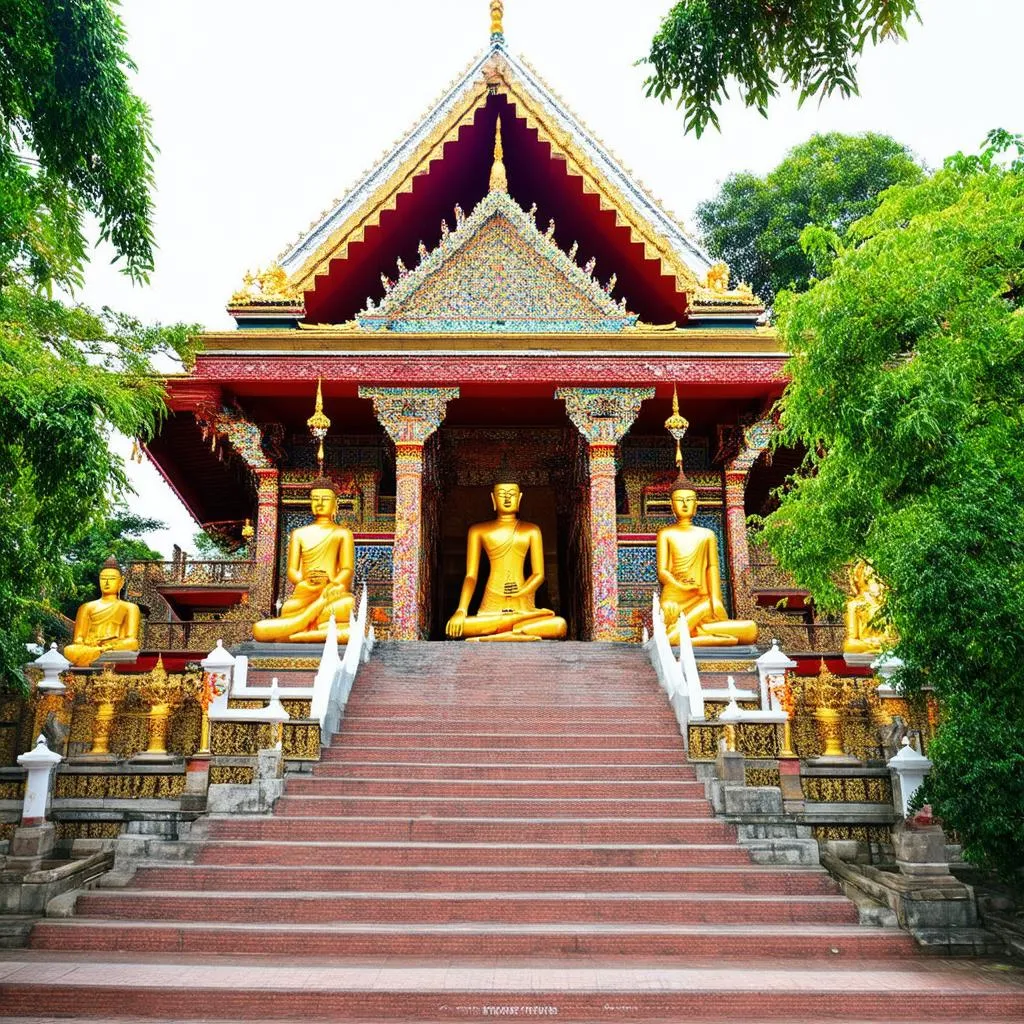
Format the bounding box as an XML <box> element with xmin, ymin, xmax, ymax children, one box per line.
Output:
<box><xmin>85</xmin><ymin>665</ymin><xmax>129</xmax><ymax>758</ymax></box>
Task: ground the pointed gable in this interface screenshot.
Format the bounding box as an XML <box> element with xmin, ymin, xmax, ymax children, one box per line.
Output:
<box><xmin>270</xmin><ymin>36</ymin><xmax>721</xmax><ymax>327</ymax></box>
<box><xmin>359</xmin><ymin>190</ymin><xmax>635</xmax><ymax>333</ymax></box>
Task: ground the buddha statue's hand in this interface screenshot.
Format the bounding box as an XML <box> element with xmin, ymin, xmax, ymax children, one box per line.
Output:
<box><xmin>446</xmin><ymin>610</ymin><xmax>467</xmax><ymax>638</ymax></box>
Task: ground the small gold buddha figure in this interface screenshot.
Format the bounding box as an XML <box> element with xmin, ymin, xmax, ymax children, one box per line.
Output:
<box><xmin>253</xmin><ymin>478</ymin><xmax>355</xmax><ymax>643</ymax></box>
<box><xmin>63</xmin><ymin>557</ymin><xmax>141</xmax><ymax>667</ymax></box>
<box><xmin>446</xmin><ymin>480</ymin><xmax>567</xmax><ymax>642</ymax></box>
<box><xmin>657</xmin><ymin>474</ymin><xmax>757</xmax><ymax>647</ymax></box>
<box><xmin>843</xmin><ymin>560</ymin><xmax>895</xmax><ymax>654</ymax></box>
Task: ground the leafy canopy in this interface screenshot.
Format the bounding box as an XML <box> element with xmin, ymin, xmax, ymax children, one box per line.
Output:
<box><xmin>642</xmin><ymin>0</ymin><xmax>920</xmax><ymax>136</ymax></box>
<box><xmin>0</xmin><ymin>0</ymin><xmax>155</xmax><ymax>288</ymax></box>
<box><xmin>0</xmin><ymin>1</ymin><xmax>200</xmax><ymax>690</ymax></box>
<box><xmin>760</xmin><ymin>132</ymin><xmax>1024</xmax><ymax>875</ymax></box>
<box><xmin>61</xmin><ymin>505</ymin><xmax>165</xmax><ymax>619</ymax></box>
<box><xmin>696</xmin><ymin>132</ymin><xmax>924</xmax><ymax>307</ymax></box>
<box><xmin>0</xmin><ymin>285</ymin><xmax>195</xmax><ymax>688</ymax></box>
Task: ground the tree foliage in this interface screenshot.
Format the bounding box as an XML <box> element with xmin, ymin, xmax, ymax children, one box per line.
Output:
<box><xmin>61</xmin><ymin>505</ymin><xmax>165</xmax><ymax>619</ymax></box>
<box><xmin>0</xmin><ymin>2</ymin><xmax>200</xmax><ymax>691</ymax></box>
<box><xmin>759</xmin><ymin>132</ymin><xmax>1024</xmax><ymax>876</ymax></box>
<box><xmin>0</xmin><ymin>0</ymin><xmax>156</xmax><ymax>288</ymax></box>
<box><xmin>642</xmin><ymin>0</ymin><xmax>920</xmax><ymax>136</ymax></box>
<box><xmin>696</xmin><ymin>133</ymin><xmax>924</xmax><ymax>306</ymax></box>
<box><xmin>0</xmin><ymin>285</ymin><xmax>195</xmax><ymax>689</ymax></box>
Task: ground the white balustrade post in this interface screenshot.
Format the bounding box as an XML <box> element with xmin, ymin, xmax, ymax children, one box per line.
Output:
<box><xmin>201</xmin><ymin>640</ymin><xmax>237</xmax><ymax>712</ymax></box>
<box><xmin>888</xmin><ymin>737</ymin><xmax>933</xmax><ymax>817</ymax></box>
<box><xmin>33</xmin><ymin>643</ymin><xmax>71</xmax><ymax>694</ymax></box>
<box><xmin>264</xmin><ymin>679</ymin><xmax>291</xmax><ymax>751</ymax></box>
<box><xmin>756</xmin><ymin>640</ymin><xmax>797</xmax><ymax>711</ymax></box>
<box><xmin>17</xmin><ymin>735</ymin><xmax>63</xmax><ymax>826</ymax></box>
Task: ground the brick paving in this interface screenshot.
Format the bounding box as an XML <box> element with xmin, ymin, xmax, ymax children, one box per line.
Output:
<box><xmin>2</xmin><ymin>641</ymin><xmax>1022</xmax><ymax>1021</ymax></box>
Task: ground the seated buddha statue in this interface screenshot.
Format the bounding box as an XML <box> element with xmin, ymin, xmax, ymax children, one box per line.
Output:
<box><xmin>253</xmin><ymin>479</ymin><xmax>355</xmax><ymax>643</ymax></box>
<box><xmin>843</xmin><ymin>560</ymin><xmax>895</xmax><ymax>654</ymax></box>
<box><xmin>446</xmin><ymin>480</ymin><xmax>567</xmax><ymax>642</ymax></box>
<box><xmin>657</xmin><ymin>474</ymin><xmax>757</xmax><ymax>647</ymax></box>
<box><xmin>63</xmin><ymin>557</ymin><xmax>141</xmax><ymax>667</ymax></box>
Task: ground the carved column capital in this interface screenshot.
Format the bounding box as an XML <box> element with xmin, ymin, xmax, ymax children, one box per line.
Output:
<box><xmin>359</xmin><ymin>386</ymin><xmax>460</xmax><ymax>446</ymax></box>
<box><xmin>556</xmin><ymin>386</ymin><xmax>655</xmax><ymax>446</ymax></box>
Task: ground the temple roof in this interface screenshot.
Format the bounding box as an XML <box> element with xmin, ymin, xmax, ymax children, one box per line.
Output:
<box><xmin>265</xmin><ymin>33</ymin><xmax>725</xmax><ymax>327</ymax></box>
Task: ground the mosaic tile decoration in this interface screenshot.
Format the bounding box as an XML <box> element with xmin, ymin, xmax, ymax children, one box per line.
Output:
<box><xmin>621</xmin><ymin>436</ymin><xmax>710</xmax><ymax>471</ymax></box>
<box><xmin>358</xmin><ymin>190</ymin><xmax>636</xmax><ymax>333</ymax></box>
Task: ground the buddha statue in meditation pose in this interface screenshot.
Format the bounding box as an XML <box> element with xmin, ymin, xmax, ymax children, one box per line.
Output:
<box><xmin>63</xmin><ymin>557</ymin><xmax>141</xmax><ymax>667</ymax></box>
<box><xmin>657</xmin><ymin>474</ymin><xmax>758</xmax><ymax>647</ymax></box>
<box><xmin>843</xmin><ymin>560</ymin><xmax>895</xmax><ymax>654</ymax></box>
<box><xmin>253</xmin><ymin>479</ymin><xmax>355</xmax><ymax>643</ymax></box>
<box><xmin>446</xmin><ymin>480</ymin><xmax>567</xmax><ymax>642</ymax></box>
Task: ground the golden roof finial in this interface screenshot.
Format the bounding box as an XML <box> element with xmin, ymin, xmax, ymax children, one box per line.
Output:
<box><xmin>489</xmin><ymin>116</ymin><xmax>508</xmax><ymax>193</ymax></box>
<box><xmin>490</xmin><ymin>0</ymin><xmax>504</xmax><ymax>37</ymax></box>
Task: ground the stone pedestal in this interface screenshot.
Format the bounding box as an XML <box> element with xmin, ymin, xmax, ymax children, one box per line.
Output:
<box><xmin>778</xmin><ymin>758</ymin><xmax>804</xmax><ymax>813</ymax></box>
<box><xmin>4</xmin><ymin>823</ymin><xmax>56</xmax><ymax>874</ymax></box>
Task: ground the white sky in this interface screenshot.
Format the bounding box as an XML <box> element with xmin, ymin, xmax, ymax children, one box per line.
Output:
<box><xmin>81</xmin><ymin>0</ymin><xmax>1024</xmax><ymax>556</ymax></box>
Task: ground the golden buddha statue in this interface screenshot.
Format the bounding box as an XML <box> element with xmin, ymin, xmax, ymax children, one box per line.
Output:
<box><xmin>843</xmin><ymin>560</ymin><xmax>895</xmax><ymax>654</ymax></box>
<box><xmin>657</xmin><ymin>474</ymin><xmax>757</xmax><ymax>647</ymax></box>
<box><xmin>253</xmin><ymin>479</ymin><xmax>355</xmax><ymax>643</ymax></box>
<box><xmin>63</xmin><ymin>557</ymin><xmax>141</xmax><ymax>667</ymax></box>
<box><xmin>446</xmin><ymin>480</ymin><xmax>567</xmax><ymax>642</ymax></box>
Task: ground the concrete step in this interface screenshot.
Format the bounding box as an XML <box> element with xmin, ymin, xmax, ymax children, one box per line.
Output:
<box><xmin>5</xmin><ymin>956</ymin><xmax>1023</xmax><ymax>1021</ymax></box>
<box><xmin>339</xmin><ymin>716</ymin><xmax>681</xmax><ymax>734</ymax></box>
<box><xmin>309</xmin><ymin>761</ymin><xmax>698</xmax><ymax>781</ymax></box>
<box><xmin>320</xmin><ymin>746</ymin><xmax>688</xmax><ymax>764</ymax></box>
<box><xmin>288</xmin><ymin>777</ymin><xmax>708</xmax><ymax>797</ymax></box>
<box><xmin>204</xmin><ymin>816</ymin><xmax>739</xmax><ymax>844</ymax></box>
<box><xmin>193</xmin><ymin>840</ymin><xmax>756</xmax><ymax>868</ymax></box>
<box><xmin>28</xmin><ymin>920</ymin><xmax>918</xmax><ymax>959</ymax></box>
<box><xmin>328</xmin><ymin>732</ymin><xmax>686</xmax><ymax>749</ymax></box>
<box><xmin>73</xmin><ymin>889</ymin><xmax>860</xmax><ymax>925</ymax></box>
<box><xmin>272</xmin><ymin>795</ymin><xmax>715</xmax><ymax>818</ymax></box>
<box><xmin>129</xmin><ymin>863</ymin><xmax>839</xmax><ymax>895</ymax></box>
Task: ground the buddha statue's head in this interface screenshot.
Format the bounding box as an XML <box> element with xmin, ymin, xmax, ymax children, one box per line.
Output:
<box><xmin>309</xmin><ymin>477</ymin><xmax>338</xmax><ymax>519</ymax></box>
<box><xmin>98</xmin><ymin>556</ymin><xmax>125</xmax><ymax>597</ymax></box>
<box><xmin>670</xmin><ymin>470</ymin><xmax>697</xmax><ymax>520</ymax></box>
<box><xmin>491</xmin><ymin>481</ymin><xmax>523</xmax><ymax>515</ymax></box>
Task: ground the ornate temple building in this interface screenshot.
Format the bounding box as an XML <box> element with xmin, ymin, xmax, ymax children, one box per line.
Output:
<box><xmin>135</xmin><ymin>1</ymin><xmax>794</xmax><ymax>652</ymax></box>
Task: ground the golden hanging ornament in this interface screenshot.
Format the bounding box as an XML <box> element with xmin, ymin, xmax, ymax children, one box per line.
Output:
<box><xmin>306</xmin><ymin>377</ymin><xmax>331</xmax><ymax>474</ymax></box>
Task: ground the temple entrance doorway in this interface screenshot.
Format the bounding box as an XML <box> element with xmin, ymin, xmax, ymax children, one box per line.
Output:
<box><xmin>426</xmin><ymin>423</ymin><xmax>591</xmax><ymax>640</ymax></box>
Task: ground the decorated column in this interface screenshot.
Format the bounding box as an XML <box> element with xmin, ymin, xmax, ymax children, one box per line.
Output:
<box><xmin>360</xmin><ymin>387</ymin><xmax>459</xmax><ymax>640</ymax></box>
<box><xmin>251</xmin><ymin>469</ymin><xmax>280</xmax><ymax>616</ymax></box>
<box><xmin>723</xmin><ymin>415</ymin><xmax>776</xmax><ymax>610</ymax></box>
<box><xmin>556</xmin><ymin>387</ymin><xmax>654</xmax><ymax>641</ymax></box>
<box><xmin>195</xmin><ymin>406</ymin><xmax>280</xmax><ymax>617</ymax></box>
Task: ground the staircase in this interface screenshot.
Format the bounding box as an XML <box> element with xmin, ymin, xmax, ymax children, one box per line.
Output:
<box><xmin>3</xmin><ymin>642</ymin><xmax>1022</xmax><ymax>1021</ymax></box>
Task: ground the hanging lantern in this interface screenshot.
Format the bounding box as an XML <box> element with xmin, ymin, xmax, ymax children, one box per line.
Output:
<box><xmin>306</xmin><ymin>377</ymin><xmax>331</xmax><ymax>473</ymax></box>
<box><xmin>664</xmin><ymin>384</ymin><xmax>689</xmax><ymax>470</ymax></box>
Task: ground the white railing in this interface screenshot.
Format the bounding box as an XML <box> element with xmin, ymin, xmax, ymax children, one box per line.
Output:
<box><xmin>646</xmin><ymin>593</ymin><xmax>705</xmax><ymax>749</ymax></box>
<box><xmin>310</xmin><ymin>583</ymin><xmax>370</xmax><ymax>745</ymax></box>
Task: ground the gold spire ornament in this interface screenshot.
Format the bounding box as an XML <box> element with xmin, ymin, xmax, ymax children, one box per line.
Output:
<box><xmin>490</xmin><ymin>0</ymin><xmax>504</xmax><ymax>37</ymax></box>
<box><xmin>664</xmin><ymin>385</ymin><xmax>689</xmax><ymax>470</ymax></box>
<box><xmin>306</xmin><ymin>378</ymin><xmax>332</xmax><ymax>474</ymax></box>
<box><xmin>489</xmin><ymin>116</ymin><xmax>508</xmax><ymax>193</ymax></box>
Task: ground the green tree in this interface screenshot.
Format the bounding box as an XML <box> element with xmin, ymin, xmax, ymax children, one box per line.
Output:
<box><xmin>0</xmin><ymin>1</ymin><xmax>199</xmax><ymax>690</ymax></box>
<box><xmin>61</xmin><ymin>505</ymin><xmax>165</xmax><ymax>619</ymax></box>
<box><xmin>0</xmin><ymin>0</ymin><xmax>156</xmax><ymax>289</ymax></box>
<box><xmin>759</xmin><ymin>132</ymin><xmax>1024</xmax><ymax>876</ymax></box>
<box><xmin>642</xmin><ymin>0</ymin><xmax>920</xmax><ymax>136</ymax></box>
<box><xmin>696</xmin><ymin>133</ymin><xmax>924</xmax><ymax>306</ymax></box>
